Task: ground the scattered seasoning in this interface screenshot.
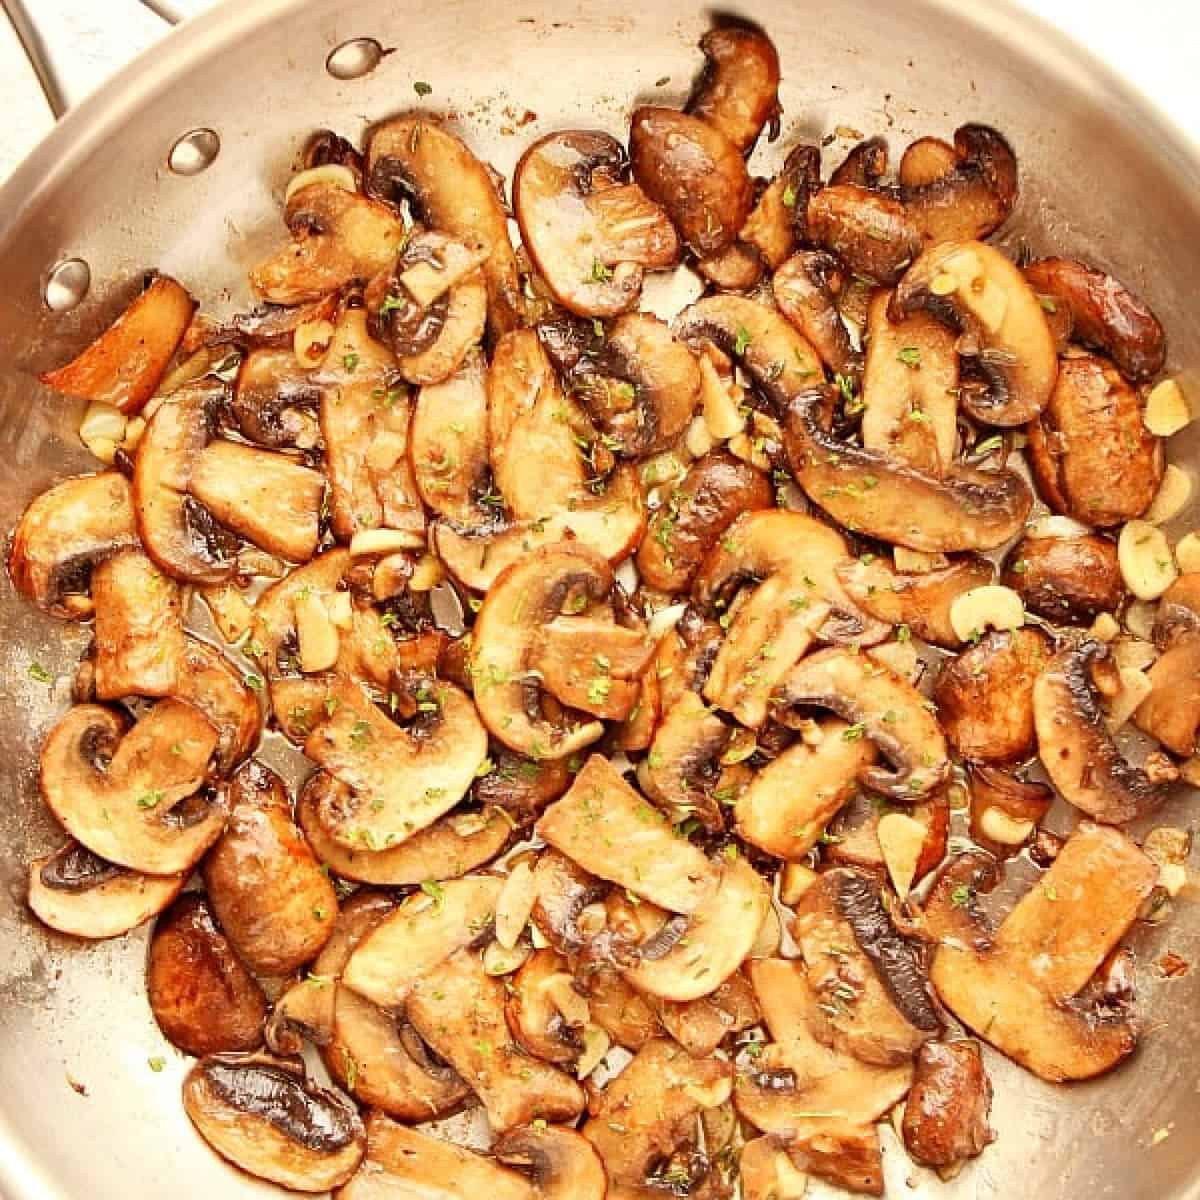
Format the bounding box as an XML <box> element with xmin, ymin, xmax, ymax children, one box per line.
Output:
<box><xmin>414</xmin><ymin>81</ymin><xmax>433</xmax><ymax>96</ymax></box>
<box><xmin>587</xmin><ymin>258</ymin><xmax>613</xmax><ymax>283</ymax></box>
<box><xmin>655</xmin><ymin>74</ymin><xmax>670</xmax><ymax>86</ymax></box>
<box><xmin>349</xmin><ymin>718</ymin><xmax>372</xmax><ymax>749</ymax></box>
<box><xmin>782</xmin><ymin>183</ymin><xmax>797</xmax><ymax>208</ymax></box>
<box><xmin>342</xmin><ymin>352</ymin><xmax>359</xmax><ymax>373</ymax></box>
<box><xmin>1042</xmin><ymin>882</ymin><xmax>1058</xmax><ymax>901</ymax></box>
<box><xmin>244</xmin><ymin>672</ymin><xmax>264</xmax><ymax>691</ymax></box>
<box><xmin>897</xmin><ymin>346</ymin><xmax>922</xmax><ymax>369</ymax></box>
<box><xmin>733</xmin><ymin>325</ymin><xmax>752</xmax><ymax>356</ymax></box>
<box><xmin>312</xmin><ymin>904</ymin><xmax>328</xmax><ymax>921</ymax></box>
<box><xmin>1011</xmin><ymin>559</ymin><xmax>1029</xmax><ymax>574</ymax></box>
<box><xmin>841</xmin><ymin>723</ymin><xmax>867</xmax><ymax>741</ymax></box>
<box><xmin>896</xmin><ymin>624</ymin><xmax>912</xmax><ymax>643</ymax></box>
<box><xmin>420</xmin><ymin>880</ymin><xmax>446</xmax><ymax>910</ymax></box>
<box><xmin>1038</xmin><ymin>295</ymin><xmax>1058</xmax><ymax>314</ymax></box>
<box><xmin>27</xmin><ymin>662</ymin><xmax>53</xmax><ymax>684</ymax></box>
<box><xmin>136</xmin><ymin>790</ymin><xmax>163</xmax><ymax>810</ymax></box>
<box><xmin>148</xmin><ymin>1057</ymin><xmax>166</xmax><ymax>1073</ymax></box>
<box><xmin>950</xmin><ymin>884</ymin><xmax>974</xmax><ymax>908</ymax></box>
<box><xmin>1158</xmin><ymin>952</ymin><xmax>1190</xmax><ymax>978</ymax></box>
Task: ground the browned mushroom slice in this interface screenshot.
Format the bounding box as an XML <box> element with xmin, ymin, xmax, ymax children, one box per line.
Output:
<box><xmin>967</xmin><ymin>766</ymin><xmax>1052</xmax><ymax>859</ymax></box>
<box><xmin>901</xmin><ymin>124</ymin><xmax>1019</xmax><ymax>245</ymax></box>
<box><xmin>774</xmin><ymin>647</ymin><xmax>950</xmax><ymax>799</ymax></box>
<box><xmin>933</xmin><ymin>627</ymin><xmax>1050</xmax><ymax>763</ymax></box>
<box><xmin>315</xmin><ymin>308</ymin><xmax>425</xmax><ymax>541</ymax></box>
<box><xmin>39</xmin><ymin>274</ymin><xmax>196</xmax><ymax>414</ymax></box>
<box><xmin>696</xmin><ymin>240</ymin><xmax>764</xmax><ymax>290</ymax></box>
<box><xmin>1002</xmin><ymin>532</ymin><xmax>1123</xmax><ymax>623</ymax></box>
<box><xmin>638</xmin><ymin>451</ymin><xmax>772</xmax><ymax>594</ymax></box>
<box><xmin>826</xmin><ymin>789</ymin><xmax>949</xmax><ymax>885</ymax></box>
<box><xmin>249</xmin><ymin>182</ymin><xmax>405</xmax><ymax>305</ymax></box>
<box><xmin>506</xmin><ymin>948</ymin><xmax>584</xmax><ymax>1066</ymax></box>
<box><xmin>147</xmin><ymin>893</ymin><xmax>267</xmax><ymax>1056</ymax></box>
<box><xmin>475</xmin><ymin>751</ymin><xmax>573</xmax><ymax>818</ymax></box>
<box><xmin>216</xmin><ymin>292</ymin><xmax>341</xmax><ymax>350</ymax></box>
<box><xmin>341</xmin><ymin>874</ymin><xmax>502</xmax><ymax>1010</ymax></box>
<box><xmin>1026</xmin><ymin>352</ymin><xmax>1163</xmax><ymax>527</ymax></box>
<box><xmin>133</xmin><ymin>379</ymin><xmax>239</xmax><ymax>583</ymax></box>
<box><xmin>582</xmin><ymin>967</ymin><xmax>660</xmax><ymax>1051</ymax></box>
<box><xmin>530</xmin><ymin>616</ymin><xmax>652</xmax><ymax>722</ymax></box>
<box><xmin>891</xmin><ymin>239</ymin><xmax>1057</xmax><ymax>426</ymax></box>
<box><xmin>583</xmin><ymin>1037</ymin><xmax>732</xmax><ymax>1188</ymax></box>
<box><xmin>304</xmin><ymin>677</ymin><xmax>487</xmax><ymax>849</ymax></box>
<box><xmin>735</xmin><ymin>718</ymin><xmax>877</xmax><ymax>858</ymax></box>
<box><xmin>514</xmin><ymin>131</ymin><xmax>678</xmax><ymax>318</ymax></box>
<box><xmin>781</xmin><ymin>393</ymin><xmax>1033</xmax><ymax>552</ymax></box>
<box><xmin>1153</xmin><ymin>573</ymin><xmax>1200</xmax><ymax>645</ymax></box>
<box><xmin>790</xmin><ymin>869</ymin><xmax>940</xmax><ymax>1066</ymax></box>
<box><xmin>629</xmin><ymin>107</ymin><xmax>754</xmax><ymax>256</ymax></box>
<box><xmin>188</xmin><ymin>439</ymin><xmax>324</xmax><ymax>562</ymax></box>
<box><xmin>1134</xmin><ymin>638</ymin><xmax>1200</xmax><ymax>757</ymax></box>
<box><xmin>175</xmin><ymin>637</ymin><xmax>262</xmax><ymax>774</ymax></box>
<box><xmin>773</xmin><ymin>251</ymin><xmax>862</xmax><ymax>380</ymax></box>
<box><xmin>739</xmin><ymin>1139</ymin><xmax>810</xmax><ymax>1200</ymax></box>
<box><xmin>91</xmin><ymin>549</ymin><xmax>186</xmax><ymax>698</ymax></box>
<box><xmin>365</xmin><ymin>116</ymin><xmax>523</xmax><ymax>336</ymax></box>
<box><xmin>27</xmin><ymin>840</ymin><xmax>184</xmax><ymax>940</ymax></box>
<box><xmin>737</xmin><ymin>142</ymin><xmax>822</xmax><ymax>270</ymax></box>
<box><xmin>860</xmin><ymin>289</ymin><xmax>959</xmax><ymax>476</ymax></box>
<box><xmin>495</xmin><ymin>1125</ymin><xmax>607</xmax><ymax>1200</ymax></box>
<box><xmin>530</xmin><ymin>849</ymin><xmax>608</xmax><ymax>955</ymax></box>
<box><xmin>231</xmin><ymin>348</ymin><xmax>321</xmax><ymax>450</ymax></box>
<box><xmin>9</xmin><ymin>471</ymin><xmax>138</xmax><ymax>617</ymax></box>
<box><xmin>1024</xmin><ymin>256</ymin><xmax>1166</xmax><ymax>381</ymax></box>
<box><xmin>836</xmin><ymin>553</ymin><xmax>993</xmax><ymax>648</ymax></box>
<box><xmin>921</xmin><ymin>821</ymin><xmax>1157</xmax><ymax>1081</ymax></box>
<box><xmin>686</xmin><ymin>26</ymin><xmax>780</xmax><ymax>152</ymax></box>
<box><xmin>807</xmin><ymin>184</ymin><xmax>921</xmax><ymax>285</ymax></box>
<box><xmin>1033</xmin><ymin>641</ymin><xmax>1166</xmax><ymax>823</ymax></box>
<box><xmin>40</xmin><ymin>700</ymin><xmax>222</xmax><ymax>875</ymax></box>
<box><xmin>408</xmin><ymin>950</ymin><xmax>586</xmax><ymax>1131</ymax></box>
<box><xmin>901</xmin><ymin>1041</ymin><xmax>995</xmax><ymax>1170</ymax></box>
<box><xmin>653</xmin><ymin>970</ymin><xmax>759</xmax><ymax>1057</ymax></box>
<box><xmin>184</xmin><ymin>1054</ymin><xmax>365</xmax><ymax>1192</ymax></box>
<box><xmin>830</xmin><ymin>136</ymin><xmax>889</xmax><ymax>188</ymax></box>
<box><xmin>536</xmin><ymin>755</ymin><xmax>719</xmax><ymax>913</ymax></box>
<box><xmin>394</xmin><ymin>268</ymin><xmax>487</xmax><ymax>387</ymax></box>
<box><xmin>638</xmin><ymin>692</ymin><xmax>730</xmax><ymax>830</ymax></box>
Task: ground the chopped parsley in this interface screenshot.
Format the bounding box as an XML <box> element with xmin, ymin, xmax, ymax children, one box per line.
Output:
<box><xmin>733</xmin><ymin>325</ymin><xmax>752</xmax><ymax>356</ymax></box>
<box><xmin>897</xmin><ymin>346</ymin><xmax>922</xmax><ymax>369</ymax></box>
<box><xmin>27</xmin><ymin>662</ymin><xmax>53</xmax><ymax>684</ymax></box>
<box><xmin>413</xmin><ymin>80</ymin><xmax>433</xmax><ymax>96</ymax></box>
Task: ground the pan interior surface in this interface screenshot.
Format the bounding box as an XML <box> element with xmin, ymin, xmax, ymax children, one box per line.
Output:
<box><xmin>0</xmin><ymin>1</ymin><xmax>1197</xmax><ymax>1197</ymax></box>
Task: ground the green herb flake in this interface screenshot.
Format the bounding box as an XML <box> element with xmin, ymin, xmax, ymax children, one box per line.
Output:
<box><xmin>733</xmin><ymin>325</ymin><xmax>752</xmax><ymax>356</ymax></box>
<box><xmin>414</xmin><ymin>80</ymin><xmax>433</xmax><ymax>96</ymax></box>
<box><xmin>587</xmin><ymin>258</ymin><xmax>613</xmax><ymax>284</ymax></box>
<box><xmin>950</xmin><ymin>884</ymin><xmax>974</xmax><ymax>908</ymax></box>
<box><xmin>27</xmin><ymin>662</ymin><xmax>54</xmax><ymax>684</ymax></box>
<box><xmin>148</xmin><ymin>1056</ymin><xmax>166</xmax><ymax>1073</ymax></box>
<box><xmin>136</xmin><ymin>790</ymin><xmax>163</xmax><ymax>810</ymax></box>
<box><xmin>244</xmin><ymin>672</ymin><xmax>264</xmax><ymax>692</ymax></box>
<box><xmin>896</xmin><ymin>623</ymin><xmax>912</xmax><ymax>644</ymax></box>
<box><xmin>897</xmin><ymin>346</ymin><xmax>921</xmax><ymax>369</ymax></box>
<box><xmin>342</xmin><ymin>352</ymin><xmax>359</xmax><ymax>373</ymax></box>
<box><xmin>841</xmin><ymin>722</ymin><xmax>867</xmax><ymax>742</ymax></box>
<box><xmin>421</xmin><ymin>880</ymin><xmax>446</xmax><ymax>910</ymax></box>
<box><xmin>782</xmin><ymin>183</ymin><xmax>797</xmax><ymax>209</ymax></box>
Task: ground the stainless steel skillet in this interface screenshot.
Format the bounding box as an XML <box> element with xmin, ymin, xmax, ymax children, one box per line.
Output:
<box><xmin>0</xmin><ymin>1</ymin><xmax>1198</xmax><ymax>1197</ymax></box>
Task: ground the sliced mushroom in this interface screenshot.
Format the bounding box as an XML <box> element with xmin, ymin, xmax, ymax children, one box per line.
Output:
<box><xmin>27</xmin><ymin>840</ymin><xmax>184</xmax><ymax>940</ymax></box>
<box><xmin>9</xmin><ymin>471</ymin><xmax>139</xmax><ymax>614</ymax></box>
<box><xmin>791</xmin><ymin>869</ymin><xmax>940</xmax><ymax>1066</ymax></box>
<box><xmin>582</xmin><ymin>966</ymin><xmax>660</xmax><ymax>1051</ymax></box>
<box><xmin>530</xmin><ymin>849</ymin><xmax>609</xmax><ymax>956</ymax></box>
<box><xmin>1002</xmin><ymin>532</ymin><xmax>1123</xmax><ymax>623</ymax></box>
<box><xmin>825</xmin><ymin>790</ymin><xmax>949</xmax><ymax>887</ymax></box>
<box><xmin>231</xmin><ymin>348</ymin><xmax>321</xmax><ymax>450</ymax></box>
<box><xmin>1134</xmin><ymin>577</ymin><xmax>1200</xmax><ymax>755</ymax></box>
<box><xmin>773</xmin><ymin>251</ymin><xmax>862</xmax><ymax>380</ymax></box>
<box><xmin>476</xmin><ymin>751</ymin><xmax>573</xmax><ymax>818</ymax></box>
<box><xmin>39</xmin><ymin>274</ymin><xmax>195</xmax><ymax>415</ymax></box>
<box><xmin>736</xmin><ymin>142</ymin><xmax>822</xmax><ymax>271</ymax></box>
<box><xmin>686</xmin><ymin>26</ymin><xmax>780</xmax><ymax>153</ymax></box>
<box><xmin>408</xmin><ymin>949</ymin><xmax>586</xmax><ymax>1131</ymax></box>
<box><xmin>773</xmin><ymin>647</ymin><xmax>950</xmax><ymax>799</ymax></box>
<box><xmin>40</xmin><ymin>700</ymin><xmax>222</xmax><ymax>875</ymax></box>
<box><xmin>739</xmin><ymin>1138</ymin><xmax>809</xmax><ymax>1200</ymax></box>
<box><xmin>638</xmin><ymin>691</ymin><xmax>731</xmax><ymax>830</ymax></box>
<box><xmin>1034</xmin><ymin>641</ymin><xmax>1167</xmax><ymax>823</ymax></box>
<box><xmin>735</xmin><ymin>718</ymin><xmax>877</xmax><ymax>858</ymax></box>
<box><xmin>901</xmin><ymin>124</ymin><xmax>1019</xmax><ymax>245</ymax></box>
<box><xmin>175</xmin><ymin>637</ymin><xmax>262</xmax><ymax>774</ymax></box>
<box><xmin>781</xmin><ymin>392</ymin><xmax>1033</xmax><ymax>552</ymax></box>
<box><xmin>1026</xmin><ymin>351</ymin><xmax>1164</xmax><ymax>527</ymax></box>
<box><xmin>901</xmin><ymin>1040</ymin><xmax>995</xmax><ymax>1170</ymax></box>
<box><xmin>249</xmin><ymin>182</ymin><xmax>405</xmax><ymax>305</ymax></box>
<box><xmin>654</xmin><ymin>970</ymin><xmax>760</xmax><ymax>1058</ymax></box>
<box><xmin>91</xmin><ymin>549</ymin><xmax>186</xmax><ymax>699</ymax></box>
<box><xmin>391</xmin><ymin>265</ymin><xmax>487</xmax><ymax>387</ymax></box>
<box><xmin>531</xmin><ymin>615</ymin><xmax>653</xmax><ymax>721</ymax></box>
<box><xmin>505</xmin><ymin>948</ymin><xmax>585</xmax><ymax>1065</ymax></box>
<box><xmin>830</xmin><ymin>136</ymin><xmax>889</xmax><ymax>188</ymax></box>
<box><xmin>807</xmin><ymin>184</ymin><xmax>921</xmax><ymax>285</ymax></box>
<box><xmin>1024</xmin><ymin>257</ymin><xmax>1165</xmax><ymax>381</ymax></box>
<box><xmin>536</xmin><ymin>754</ymin><xmax>719</xmax><ymax>913</ymax></box>
<box><xmin>933</xmin><ymin>627</ymin><xmax>1050</xmax><ymax>763</ymax></box>
<box><xmin>629</xmin><ymin>107</ymin><xmax>754</xmax><ymax>256</ymax></box>
<box><xmin>183</xmin><ymin>1054</ymin><xmax>365</xmax><ymax>1192</ymax></box>
<box><xmin>921</xmin><ymin>821</ymin><xmax>1158</xmax><ymax>1080</ymax></box>
<box><xmin>365</xmin><ymin>116</ymin><xmax>523</xmax><ymax>335</ymax></box>
<box><xmin>967</xmin><ymin>766</ymin><xmax>1052</xmax><ymax>860</ymax></box>
<box><xmin>494</xmin><ymin>1125</ymin><xmax>607</xmax><ymax>1200</ymax></box>
<box><xmin>217</xmin><ymin>293</ymin><xmax>341</xmax><ymax>351</ymax></box>
<box><xmin>891</xmin><ymin>239</ymin><xmax>1057</xmax><ymax>426</ymax></box>
<box><xmin>514</xmin><ymin>131</ymin><xmax>678</xmax><ymax>318</ymax></box>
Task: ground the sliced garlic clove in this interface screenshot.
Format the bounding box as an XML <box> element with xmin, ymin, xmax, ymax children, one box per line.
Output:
<box><xmin>1175</xmin><ymin>532</ymin><xmax>1200</xmax><ymax>575</ymax></box>
<box><xmin>1118</xmin><ymin>519</ymin><xmax>1178</xmax><ymax>600</ymax></box>
<box><xmin>349</xmin><ymin>528</ymin><xmax>426</xmax><ymax>557</ymax></box>
<box><xmin>295</xmin><ymin>589</ymin><xmax>340</xmax><ymax>673</ymax></box>
<box><xmin>948</xmin><ymin>584</ymin><xmax>1025</xmax><ymax>643</ymax></box>
<box><xmin>878</xmin><ymin>811</ymin><xmax>926</xmax><ymax>898</ymax></box>
<box><xmin>284</xmin><ymin>164</ymin><xmax>358</xmax><ymax>204</ymax></box>
<box><xmin>1104</xmin><ymin>666</ymin><xmax>1153</xmax><ymax>731</ymax></box>
<box><xmin>978</xmin><ymin>806</ymin><xmax>1035</xmax><ymax>846</ymax></box>
<box><xmin>494</xmin><ymin>860</ymin><xmax>537</xmax><ymax>950</ymax></box>
<box><xmin>576</xmin><ymin>1025</ymin><xmax>611</xmax><ymax>1080</ymax></box>
<box><xmin>1144</xmin><ymin>464</ymin><xmax>1193</xmax><ymax>525</ymax></box>
<box><xmin>778</xmin><ymin>863</ymin><xmax>818</xmax><ymax>906</ymax></box>
<box><xmin>1143</xmin><ymin>377</ymin><xmax>1193</xmax><ymax>437</ymax></box>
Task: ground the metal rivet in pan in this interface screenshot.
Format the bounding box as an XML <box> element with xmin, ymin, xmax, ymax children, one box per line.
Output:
<box><xmin>43</xmin><ymin>258</ymin><xmax>91</xmax><ymax>312</ymax></box>
<box><xmin>167</xmin><ymin>128</ymin><xmax>220</xmax><ymax>175</ymax></box>
<box><xmin>325</xmin><ymin>37</ymin><xmax>385</xmax><ymax>80</ymax></box>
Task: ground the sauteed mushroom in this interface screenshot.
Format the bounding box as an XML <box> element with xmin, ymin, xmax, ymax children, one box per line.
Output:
<box><xmin>686</xmin><ymin>26</ymin><xmax>781</xmax><ymax>153</ymax></box>
<box><xmin>495</xmin><ymin>1125</ymin><xmax>608</xmax><ymax>1200</ymax></box>
<box><xmin>807</xmin><ymin>184</ymin><xmax>921</xmax><ymax>285</ymax></box>
<box><xmin>773</xmin><ymin>251</ymin><xmax>862</xmax><ymax>380</ymax></box>
<box><xmin>231</xmin><ymin>348</ymin><xmax>321</xmax><ymax>450</ymax></box>
<box><xmin>1002</xmin><ymin>532</ymin><xmax>1123</xmax><ymax>623</ymax></box>
<box><xmin>901</xmin><ymin>1041</ymin><xmax>995</xmax><ymax>1170</ymax></box>
<box><xmin>1134</xmin><ymin>574</ymin><xmax>1200</xmax><ymax>755</ymax></box>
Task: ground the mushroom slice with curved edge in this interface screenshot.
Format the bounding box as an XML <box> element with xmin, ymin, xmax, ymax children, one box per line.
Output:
<box><xmin>901</xmin><ymin>124</ymin><xmax>1019</xmax><ymax>245</ymax></box>
<box><xmin>830</xmin><ymin>136</ymin><xmax>889</xmax><ymax>188</ymax></box>
<box><xmin>900</xmin><ymin>136</ymin><xmax>958</xmax><ymax>187</ymax></box>
<box><xmin>133</xmin><ymin>378</ymin><xmax>239</xmax><ymax>583</ymax></box>
<box><xmin>203</xmin><ymin>760</ymin><xmax>336</xmax><ymax>976</ymax></box>
<box><xmin>91</xmin><ymin>549</ymin><xmax>186</xmax><ymax>699</ymax></box>
<box><xmin>837</xmin><ymin>553</ymin><xmax>993</xmax><ymax>649</ymax></box>
<box><xmin>638</xmin><ymin>450</ymin><xmax>772</xmax><ymax>593</ymax></box>
<box><xmin>1024</xmin><ymin>256</ymin><xmax>1166</xmax><ymax>382</ymax></box>
<box><xmin>184</xmin><ymin>1053</ymin><xmax>366</xmax><ymax>1192</ymax></box>
<box><xmin>735</xmin><ymin>718</ymin><xmax>877</xmax><ymax>859</ymax></box>
<box><xmin>506</xmin><ymin>948</ymin><xmax>586</xmax><ymax>1065</ymax></box>
<box><xmin>27</xmin><ymin>840</ymin><xmax>184</xmax><ymax>940</ymax></box>
<box><xmin>773</xmin><ymin>647</ymin><xmax>950</xmax><ymax>799</ymax></box>
<box><xmin>790</xmin><ymin>869</ymin><xmax>941</xmax><ymax>1066</ymax></box>
<box><xmin>536</xmin><ymin>755</ymin><xmax>718</xmax><ymax>914</ymax></box>
<box><xmin>807</xmin><ymin>184</ymin><xmax>921</xmax><ymax>285</ymax></box>
<box><xmin>629</xmin><ymin>107</ymin><xmax>753</xmax><ymax>256</ymax></box>
<box><xmin>773</xmin><ymin>251</ymin><xmax>862</xmax><ymax>381</ymax></box>
<box><xmin>408</xmin><ymin>950</ymin><xmax>586</xmax><ymax>1132</ymax></box>
<box><xmin>967</xmin><ymin>766</ymin><xmax>1052</xmax><ymax>860</ymax></box>
<box><xmin>781</xmin><ymin>393</ymin><xmax>1033</xmax><ymax>552</ymax></box>
<box><xmin>39</xmin><ymin>274</ymin><xmax>195</xmax><ymax>415</ymax></box>
<box><xmin>740</xmin><ymin>1138</ymin><xmax>809</xmax><ymax>1200</ymax></box>
<box><xmin>860</xmin><ymin>289</ymin><xmax>959</xmax><ymax>476</ymax></box>
<box><xmin>1134</xmin><ymin>575</ymin><xmax>1200</xmax><ymax>756</ymax></box>
<box><xmin>231</xmin><ymin>348</ymin><xmax>321</xmax><ymax>450</ymax></box>
<box><xmin>531</xmin><ymin>615</ymin><xmax>652</xmax><ymax>722</ymax></box>
<box><xmin>304</xmin><ymin>677</ymin><xmax>487</xmax><ymax>849</ymax></box>
<box><xmin>623</xmin><ymin>856</ymin><xmax>771</xmax><ymax>1003</ymax></box>
<box><xmin>530</xmin><ymin>849</ymin><xmax>609</xmax><ymax>955</ymax></box>
<box><xmin>734</xmin><ymin>142</ymin><xmax>822</xmax><ymax>274</ymax></box>
<box><xmin>1033</xmin><ymin>640</ymin><xmax>1167</xmax><ymax>823</ymax></box>
<box><xmin>1027</xmin><ymin>351</ymin><xmax>1163</xmax><ymax>527</ymax></box>
<box><xmin>249</xmin><ymin>181</ymin><xmax>405</xmax><ymax>305</ymax></box>
<box><xmin>901</xmin><ymin>1041</ymin><xmax>995</xmax><ymax>1171</ymax></box>
<box><xmin>686</xmin><ymin>25</ymin><xmax>781</xmax><ymax>153</ymax></box>
<box><xmin>891</xmin><ymin>239</ymin><xmax>1057</xmax><ymax>426</ymax></box>
<box><xmin>920</xmin><ymin>821</ymin><xmax>1158</xmax><ymax>1081</ymax></box>
<box><xmin>638</xmin><ymin>691</ymin><xmax>732</xmax><ymax>830</ymax></box>
<box><xmin>365</xmin><ymin>116</ymin><xmax>523</xmax><ymax>336</ymax></box>
<box><xmin>9</xmin><ymin>471</ymin><xmax>138</xmax><ymax>614</ymax></box>
<box><xmin>147</xmin><ymin>893</ymin><xmax>268</xmax><ymax>1057</ymax></box>
<box><xmin>514</xmin><ymin>131</ymin><xmax>679</xmax><ymax>318</ymax></box>
<box><xmin>653</xmin><ymin>970</ymin><xmax>760</xmax><ymax>1057</ymax></box>
<box><xmin>341</xmin><ymin>874</ymin><xmax>502</xmax><ymax>1010</ymax></box>
<box><xmin>494</xmin><ymin>1125</ymin><xmax>607</xmax><ymax>1200</ymax></box>
<box><xmin>932</xmin><ymin>627</ymin><xmax>1050</xmax><ymax>763</ymax></box>
<box><xmin>175</xmin><ymin>637</ymin><xmax>262</xmax><ymax>774</ymax></box>
<box><xmin>40</xmin><ymin>700</ymin><xmax>222</xmax><ymax>875</ymax></box>
<box><xmin>582</xmin><ymin>967</ymin><xmax>659</xmax><ymax>1052</ymax></box>
<box><xmin>1002</xmin><ymin>532</ymin><xmax>1124</xmax><ymax>624</ymax></box>
<box><xmin>393</xmin><ymin>267</ymin><xmax>487</xmax><ymax>387</ymax></box>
